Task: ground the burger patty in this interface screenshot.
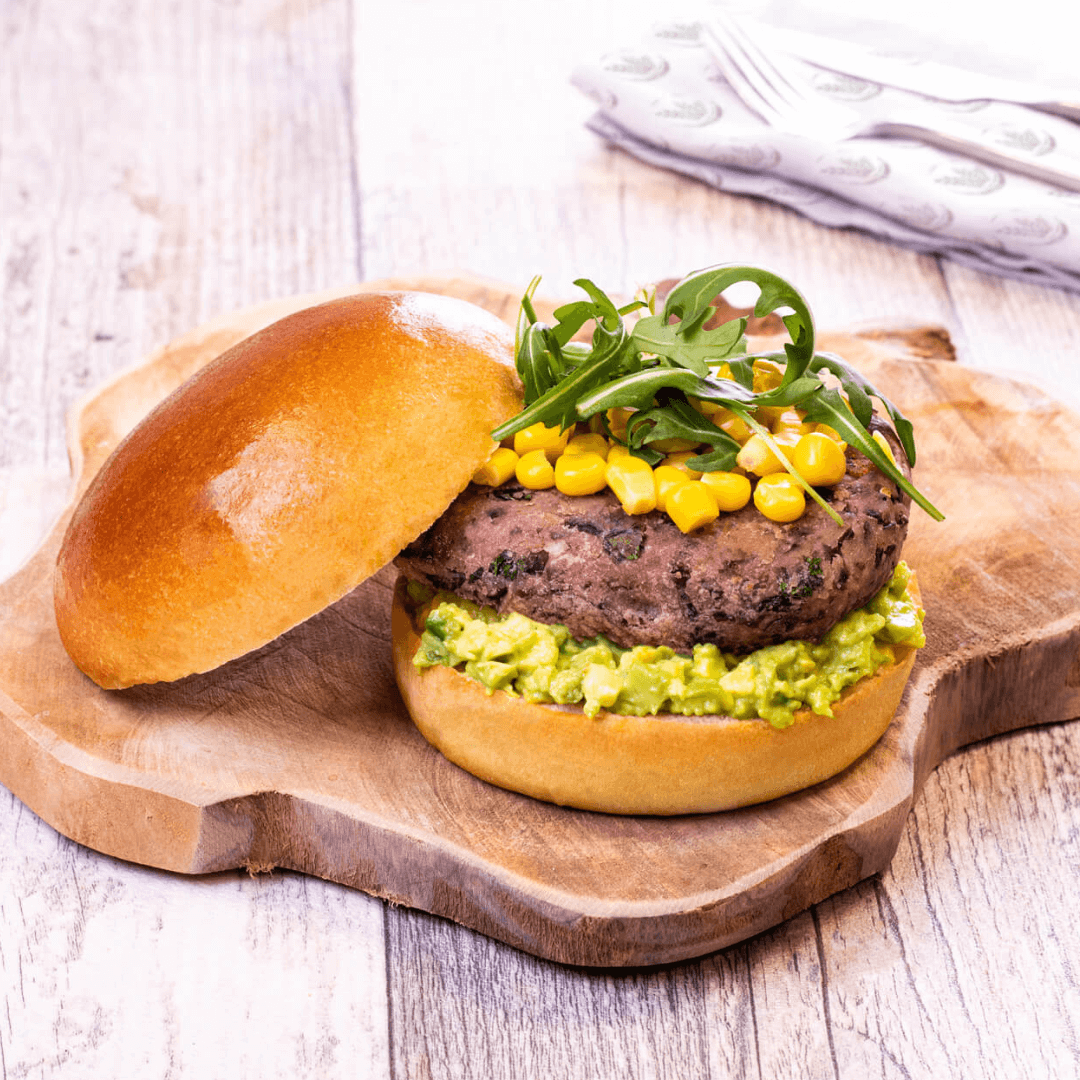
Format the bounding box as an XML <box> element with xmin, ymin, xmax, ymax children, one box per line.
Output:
<box><xmin>394</xmin><ymin>424</ymin><xmax>911</xmax><ymax>654</ymax></box>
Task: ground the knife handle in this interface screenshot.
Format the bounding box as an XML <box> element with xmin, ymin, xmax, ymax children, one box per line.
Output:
<box><xmin>876</xmin><ymin>113</ymin><xmax>1080</xmax><ymax>193</ymax></box>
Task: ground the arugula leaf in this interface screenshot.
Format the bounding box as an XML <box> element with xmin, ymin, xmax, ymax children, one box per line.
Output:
<box><xmin>548</xmin><ymin>300</ymin><xmax>599</xmax><ymax>348</ymax></box>
<box><xmin>492</xmin><ymin>317</ymin><xmax>631</xmax><ymax>439</ymax></box>
<box><xmin>627</xmin><ymin>444</ymin><xmax>664</xmax><ymax>465</ymax></box>
<box><xmin>515</xmin><ymin>275</ymin><xmax>542</xmax><ymax>360</ymax></box>
<box><xmin>661</xmin><ymin>265</ymin><xmax>815</xmax><ymax>384</ymax></box>
<box><xmin>626</xmin><ymin>398</ymin><xmax>734</xmax><ymax>450</ymax></box>
<box><xmin>800</xmin><ymin>386</ymin><xmax>943</xmax><ymax>520</ymax></box>
<box><xmin>809</xmin><ymin>352</ymin><xmax>917</xmax><ymax>465</ymax></box>
<box><xmin>685</xmin><ymin>445</ymin><xmax>740</xmax><ymax>472</ymax></box>
<box><xmin>516</xmin><ymin>323</ymin><xmax>560</xmax><ymax>405</ymax></box>
<box><xmin>630</xmin><ymin>313</ymin><xmax>748</xmax><ymax>376</ymax></box>
<box><xmin>576</xmin><ymin>368</ymin><xmax>701</xmax><ymax>416</ymax></box>
<box><xmin>724</xmin><ymin>357</ymin><xmax>756</xmax><ymax>390</ymax></box>
<box><xmin>493</xmin><ymin>266</ymin><xmax>942</xmax><ymax>525</ymax></box>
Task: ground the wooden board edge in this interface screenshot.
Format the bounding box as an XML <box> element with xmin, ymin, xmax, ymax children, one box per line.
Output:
<box><xmin>11</xmin><ymin>273</ymin><xmax>1079</xmax><ymax>965</ymax></box>
<box><xmin>4</xmin><ymin>566</ymin><xmax>1077</xmax><ymax>965</ymax></box>
<box><xmin>909</xmin><ymin>614</ymin><xmax>1080</xmax><ymax>794</ymax></box>
<box><xmin>0</xmin><ymin>668</ymin><xmax>918</xmax><ymax>966</ymax></box>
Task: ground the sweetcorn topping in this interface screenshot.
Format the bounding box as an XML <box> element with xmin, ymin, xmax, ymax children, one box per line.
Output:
<box><xmin>514</xmin><ymin>421</ymin><xmax>569</xmax><ymax>461</ymax></box>
<box><xmin>699</xmin><ymin>470</ymin><xmax>752</xmax><ymax>512</ymax></box>
<box><xmin>605</xmin><ymin>454</ymin><xmax>657</xmax><ymax>515</ymax></box>
<box><xmin>653</xmin><ymin>465</ymin><xmax>691</xmax><ymax>512</ymax></box>
<box><xmin>564</xmin><ymin>433</ymin><xmax>609</xmax><ymax>458</ymax></box>
<box><xmin>754</xmin><ymin>473</ymin><xmax>806</xmax><ymax>523</ymax></box>
<box><xmin>479</xmin><ymin>390</ymin><xmax>865</xmax><ymax>531</ymax></box>
<box><xmin>666</xmin><ymin>481</ymin><xmax>719</xmax><ymax>533</ymax></box>
<box><xmin>473</xmin><ymin>447</ymin><xmax>519</xmax><ymax>486</ymax></box>
<box><xmin>515</xmin><ymin>448</ymin><xmax>556</xmax><ymax>489</ymax></box>
<box><xmin>792</xmin><ymin>432</ymin><xmax>847</xmax><ymax>487</ymax></box>
<box><xmin>555</xmin><ymin>451</ymin><xmax>608</xmax><ymax>496</ymax></box>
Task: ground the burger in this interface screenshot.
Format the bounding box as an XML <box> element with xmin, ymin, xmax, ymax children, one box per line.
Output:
<box><xmin>54</xmin><ymin>267</ymin><xmax>941</xmax><ymax>816</ymax></box>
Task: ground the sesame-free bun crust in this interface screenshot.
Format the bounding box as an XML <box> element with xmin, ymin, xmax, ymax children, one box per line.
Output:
<box><xmin>391</xmin><ymin>575</ymin><xmax>921</xmax><ymax>815</ymax></box>
<box><xmin>55</xmin><ymin>292</ymin><xmax>520</xmax><ymax>688</ymax></box>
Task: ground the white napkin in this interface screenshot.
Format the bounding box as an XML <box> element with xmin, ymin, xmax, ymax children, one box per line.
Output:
<box><xmin>572</xmin><ymin>16</ymin><xmax>1080</xmax><ymax>292</ymax></box>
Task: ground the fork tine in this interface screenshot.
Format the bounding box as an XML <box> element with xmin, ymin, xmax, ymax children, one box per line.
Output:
<box><xmin>702</xmin><ymin>19</ymin><xmax>785</xmax><ymax>125</ymax></box>
<box><xmin>715</xmin><ymin>12</ymin><xmax>807</xmax><ymax>103</ymax></box>
<box><xmin>701</xmin><ymin>25</ymin><xmax>774</xmax><ymax>121</ymax></box>
<box><xmin>704</xmin><ymin>12</ymin><xmax>810</xmax><ymax>128</ymax></box>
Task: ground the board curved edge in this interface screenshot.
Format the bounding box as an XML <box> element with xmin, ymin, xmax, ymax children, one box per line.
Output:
<box><xmin>0</xmin><ymin>672</ymin><xmax>924</xmax><ymax>966</ymax></box>
<box><xmin>4</xmin><ymin>274</ymin><xmax>1078</xmax><ymax>965</ymax></box>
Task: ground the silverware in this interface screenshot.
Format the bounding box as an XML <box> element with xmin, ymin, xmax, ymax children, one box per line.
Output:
<box><xmin>763</xmin><ymin>23</ymin><xmax>1080</xmax><ymax>118</ymax></box>
<box><xmin>703</xmin><ymin>12</ymin><xmax>1080</xmax><ymax>193</ymax></box>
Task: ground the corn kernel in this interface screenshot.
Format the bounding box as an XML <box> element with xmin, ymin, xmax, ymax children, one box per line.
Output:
<box><xmin>564</xmin><ymin>433</ymin><xmax>609</xmax><ymax>459</ymax></box>
<box><xmin>754</xmin><ymin>406</ymin><xmax>788</xmax><ymax>428</ymax></box>
<box><xmin>711</xmin><ymin>406</ymin><xmax>752</xmax><ymax>446</ymax></box>
<box><xmin>772</xmin><ymin>428</ymin><xmax>801</xmax><ymax>454</ymax></box>
<box><xmin>752</xmin><ymin>359</ymin><xmax>785</xmax><ymax>392</ymax></box>
<box><xmin>653</xmin><ymin>465</ymin><xmax>691</xmax><ymax>511</ymax></box>
<box><xmin>699</xmin><ymin>470</ymin><xmax>752</xmax><ymax>512</ymax></box>
<box><xmin>607</xmin><ymin>443</ymin><xmax>632</xmax><ymax>463</ymax></box>
<box><xmin>813</xmin><ymin>423</ymin><xmax>845</xmax><ymax>444</ymax></box>
<box><xmin>516</xmin><ymin>448</ymin><xmax>556</xmax><ymax>489</ymax></box>
<box><xmin>771</xmin><ymin>407</ymin><xmax>812</xmax><ymax>436</ymax></box>
<box><xmin>792</xmin><ymin>432</ymin><xmax>847</xmax><ymax>486</ymax></box>
<box><xmin>663</xmin><ymin>450</ymin><xmax>703</xmax><ymax>479</ymax></box>
<box><xmin>736</xmin><ymin>434</ymin><xmax>787</xmax><ymax>476</ymax></box>
<box><xmin>606</xmin><ymin>455</ymin><xmax>657</xmax><ymax>515</ymax></box>
<box><xmin>606</xmin><ymin>407</ymin><xmax>633</xmax><ymax>442</ymax></box>
<box><xmin>689</xmin><ymin>396</ymin><xmax>722</xmax><ymax>417</ymax></box>
<box><xmin>555</xmin><ymin>451</ymin><xmax>608</xmax><ymax>496</ymax></box>
<box><xmin>514</xmin><ymin>421</ymin><xmax>570</xmax><ymax>461</ymax></box>
<box><xmin>753</xmin><ymin>473</ymin><xmax>806</xmax><ymax>523</ymax></box>
<box><xmin>667</xmin><ymin>481</ymin><xmax>720</xmax><ymax>534</ymax></box>
<box><xmin>472</xmin><ymin>446</ymin><xmax>519</xmax><ymax>486</ymax></box>
<box><xmin>872</xmin><ymin>430</ymin><xmax>897</xmax><ymax>465</ymax></box>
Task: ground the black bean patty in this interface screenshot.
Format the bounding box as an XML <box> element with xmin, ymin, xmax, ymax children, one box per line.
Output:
<box><xmin>394</xmin><ymin>423</ymin><xmax>911</xmax><ymax>654</ymax></box>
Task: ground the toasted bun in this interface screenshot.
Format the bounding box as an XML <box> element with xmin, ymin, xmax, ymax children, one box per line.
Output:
<box><xmin>391</xmin><ymin>575</ymin><xmax>921</xmax><ymax>815</ymax></box>
<box><xmin>55</xmin><ymin>292</ymin><xmax>520</xmax><ymax>688</ymax></box>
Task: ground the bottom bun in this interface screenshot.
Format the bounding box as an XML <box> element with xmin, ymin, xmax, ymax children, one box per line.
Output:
<box><xmin>390</xmin><ymin>575</ymin><xmax>920</xmax><ymax>815</ymax></box>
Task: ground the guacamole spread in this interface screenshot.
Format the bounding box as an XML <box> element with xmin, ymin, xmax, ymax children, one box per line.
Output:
<box><xmin>410</xmin><ymin>562</ymin><xmax>924</xmax><ymax>729</ymax></box>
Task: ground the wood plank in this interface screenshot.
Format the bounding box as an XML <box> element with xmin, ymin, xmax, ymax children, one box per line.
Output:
<box><xmin>0</xmin><ymin>1</ymin><xmax>392</xmax><ymax>1076</ymax></box>
<box><xmin>0</xmin><ymin>783</ymin><xmax>391</xmax><ymax>1077</ymax></box>
<box><xmin>942</xmin><ymin>262</ymin><xmax>1080</xmax><ymax>409</ymax></box>
<box><xmin>386</xmin><ymin>909</ymin><xmax>711</xmax><ymax>1080</ymax></box>
<box><xmin>350</xmin><ymin>0</ymin><xmax>959</xmax><ymax>328</ymax></box>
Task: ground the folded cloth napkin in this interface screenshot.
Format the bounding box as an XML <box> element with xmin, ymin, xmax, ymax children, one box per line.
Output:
<box><xmin>572</xmin><ymin>15</ymin><xmax>1080</xmax><ymax>292</ymax></box>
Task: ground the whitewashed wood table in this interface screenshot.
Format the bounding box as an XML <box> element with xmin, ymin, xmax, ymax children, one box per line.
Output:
<box><xmin>2</xmin><ymin>1</ymin><xmax>1079</xmax><ymax>1076</ymax></box>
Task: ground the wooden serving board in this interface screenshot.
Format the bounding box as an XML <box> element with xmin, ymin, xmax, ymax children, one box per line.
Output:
<box><xmin>2</xmin><ymin>276</ymin><xmax>1079</xmax><ymax>968</ymax></box>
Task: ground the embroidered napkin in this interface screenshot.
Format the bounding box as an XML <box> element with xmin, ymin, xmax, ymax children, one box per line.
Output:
<box><xmin>572</xmin><ymin>16</ymin><xmax>1080</xmax><ymax>292</ymax></box>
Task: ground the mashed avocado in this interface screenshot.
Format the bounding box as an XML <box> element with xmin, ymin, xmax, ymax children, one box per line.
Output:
<box><xmin>411</xmin><ymin>562</ymin><xmax>924</xmax><ymax>729</ymax></box>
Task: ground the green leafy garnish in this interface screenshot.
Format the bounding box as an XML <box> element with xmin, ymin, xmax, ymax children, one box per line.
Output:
<box><xmin>491</xmin><ymin>264</ymin><xmax>944</xmax><ymax>523</ymax></box>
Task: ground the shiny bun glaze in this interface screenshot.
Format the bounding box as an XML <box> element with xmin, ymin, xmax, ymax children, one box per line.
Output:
<box><xmin>391</xmin><ymin>574</ymin><xmax>921</xmax><ymax>815</ymax></box>
<box><xmin>55</xmin><ymin>291</ymin><xmax>520</xmax><ymax>688</ymax></box>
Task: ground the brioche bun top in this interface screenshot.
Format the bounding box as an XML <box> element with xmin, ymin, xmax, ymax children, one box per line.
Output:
<box><xmin>54</xmin><ymin>291</ymin><xmax>520</xmax><ymax>688</ymax></box>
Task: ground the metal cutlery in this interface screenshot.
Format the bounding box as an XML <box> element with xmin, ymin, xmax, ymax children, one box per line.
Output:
<box><xmin>703</xmin><ymin>12</ymin><xmax>1080</xmax><ymax>193</ymax></box>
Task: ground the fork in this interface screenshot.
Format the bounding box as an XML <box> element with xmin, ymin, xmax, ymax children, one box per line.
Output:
<box><xmin>702</xmin><ymin>11</ymin><xmax>1080</xmax><ymax>193</ymax></box>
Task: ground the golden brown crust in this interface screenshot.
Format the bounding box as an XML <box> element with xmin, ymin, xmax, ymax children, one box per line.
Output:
<box><xmin>391</xmin><ymin>575</ymin><xmax>921</xmax><ymax>815</ymax></box>
<box><xmin>55</xmin><ymin>292</ymin><xmax>520</xmax><ymax>688</ymax></box>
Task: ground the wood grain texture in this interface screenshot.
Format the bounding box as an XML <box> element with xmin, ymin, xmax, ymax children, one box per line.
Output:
<box><xmin>5</xmin><ymin>0</ymin><xmax>1080</xmax><ymax>1074</ymax></box>
<box><xmin>2</xmin><ymin>275</ymin><xmax>1078</xmax><ymax>971</ymax></box>
<box><xmin>0</xmin><ymin>2</ymin><xmax>392</xmax><ymax>1077</ymax></box>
